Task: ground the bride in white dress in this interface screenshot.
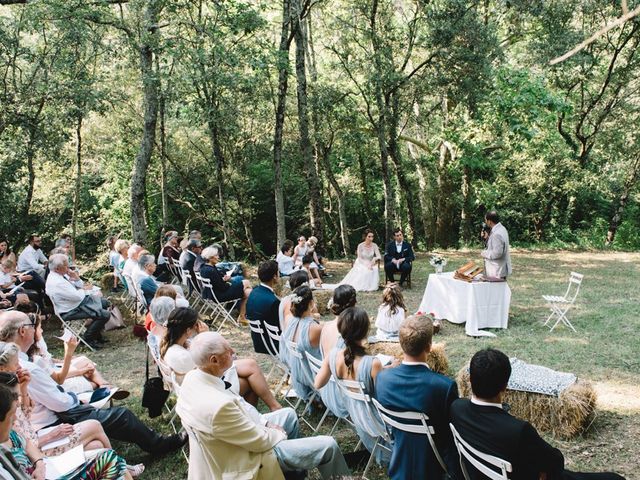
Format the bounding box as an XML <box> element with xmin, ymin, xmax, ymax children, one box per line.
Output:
<box><xmin>339</xmin><ymin>229</ymin><xmax>381</xmax><ymax>291</ymax></box>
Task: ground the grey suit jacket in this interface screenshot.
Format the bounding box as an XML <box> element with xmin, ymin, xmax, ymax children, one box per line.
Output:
<box><xmin>481</xmin><ymin>222</ymin><xmax>512</xmax><ymax>278</ymax></box>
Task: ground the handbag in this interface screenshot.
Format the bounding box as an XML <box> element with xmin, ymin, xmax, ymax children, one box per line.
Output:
<box><xmin>141</xmin><ymin>344</ymin><xmax>169</xmax><ymax>418</ymax></box>
<box><xmin>105</xmin><ymin>305</ymin><xmax>125</xmax><ymax>331</ymax></box>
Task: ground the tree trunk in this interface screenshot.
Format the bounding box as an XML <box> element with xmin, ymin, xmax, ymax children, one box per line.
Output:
<box><xmin>293</xmin><ymin>0</ymin><xmax>324</xmax><ymax>244</ymax></box>
<box><xmin>273</xmin><ymin>0</ymin><xmax>292</xmax><ymax>249</ymax></box>
<box><xmin>460</xmin><ymin>164</ymin><xmax>473</xmax><ymax>243</ymax></box>
<box><xmin>436</xmin><ymin>140</ymin><xmax>457</xmax><ymax>248</ymax></box>
<box><xmin>71</xmin><ymin>116</ymin><xmax>82</xmax><ymax>263</ymax></box>
<box><xmin>357</xmin><ymin>151</ymin><xmax>373</xmax><ymax>225</ymax></box>
<box><xmin>319</xmin><ymin>145</ymin><xmax>350</xmax><ymax>256</ymax></box>
<box><xmin>606</xmin><ymin>154</ymin><xmax>640</xmax><ymax>245</ymax></box>
<box><xmin>208</xmin><ymin>123</ymin><xmax>235</xmax><ymax>259</ymax></box>
<box><xmin>130</xmin><ymin>2</ymin><xmax>161</xmax><ymax>246</ymax></box>
<box><xmin>158</xmin><ymin>64</ymin><xmax>169</xmax><ymax>237</ymax></box>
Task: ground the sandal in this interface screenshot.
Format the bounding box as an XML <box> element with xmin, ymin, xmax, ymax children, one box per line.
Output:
<box><xmin>126</xmin><ymin>463</ymin><xmax>145</xmax><ymax>477</ymax></box>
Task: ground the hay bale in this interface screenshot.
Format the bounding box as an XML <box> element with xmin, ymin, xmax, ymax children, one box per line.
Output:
<box><xmin>313</xmin><ymin>289</ymin><xmax>333</xmax><ymax>316</ymax></box>
<box><xmin>456</xmin><ymin>366</ymin><xmax>596</xmax><ymax>438</ymax></box>
<box><xmin>369</xmin><ymin>342</ymin><xmax>449</xmax><ymax>375</ymax></box>
<box><xmin>100</xmin><ymin>273</ymin><xmax>114</xmax><ymax>293</ymax></box>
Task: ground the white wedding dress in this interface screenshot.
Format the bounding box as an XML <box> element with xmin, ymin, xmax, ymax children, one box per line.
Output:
<box><xmin>339</xmin><ymin>242</ymin><xmax>381</xmax><ymax>291</ymax></box>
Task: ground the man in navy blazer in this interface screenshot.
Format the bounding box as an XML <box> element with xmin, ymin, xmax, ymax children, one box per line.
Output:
<box><xmin>375</xmin><ymin>315</ymin><xmax>462</xmax><ymax>480</ymax></box>
<box><xmin>245</xmin><ymin>260</ymin><xmax>281</xmax><ymax>354</ymax></box>
<box><xmin>384</xmin><ymin>228</ymin><xmax>415</xmax><ymax>287</ymax></box>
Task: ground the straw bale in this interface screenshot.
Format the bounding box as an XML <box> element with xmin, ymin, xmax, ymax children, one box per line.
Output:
<box><xmin>369</xmin><ymin>342</ymin><xmax>449</xmax><ymax>375</ymax></box>
<box><xmin>313</xmin><ymin>289</ymin><xmax>333</xmax><ymax>316</ymax></box>
<box><xmin>456</xmin><ymin>366</ymin><xmax>596</xmax><ymax>439</ymax></box>
<box><xmin>101</xmin><ymin>273</ymin><xmax>114</xmax><ymax>293</ymax></box>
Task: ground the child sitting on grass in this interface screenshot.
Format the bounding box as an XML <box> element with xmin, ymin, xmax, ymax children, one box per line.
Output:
<box><xmin>374</xmin><ymin>283</ymin><xmax>406</xmax><ymax>340</ymax></box>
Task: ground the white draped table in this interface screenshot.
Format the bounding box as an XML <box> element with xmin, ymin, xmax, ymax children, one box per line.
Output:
<box><xmin>418</xmin><ymin>272</ymin><xmax>511</xmax><ymax>337</ymax></box>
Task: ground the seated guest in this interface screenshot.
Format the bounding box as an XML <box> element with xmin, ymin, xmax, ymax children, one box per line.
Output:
<box><xmin>374</xmin><ymin>283</ymin><xmax>406</xmax><ymax>340</ymax></box>
<box><xmin>161</xmin><ymin>308</ymin><xmax>281</xmax><ymax>411</ymax></box>
<box><xmin>155</xmin><ymin>230</ymin><xmax>180</xmax><ymax>282</ymax></box>
<box><xmin>147</xmin><ymin>296</ymin><xmax>177</xmax><ymax>357</ymax></box>
<box><xmin>0</xmin><ymin>348</ymin><xmax>143</xmax><ymax>478</ymax></box>
<box><xmin>137</xmin><ymin>254</ymin><xmax>160</xmax><ymax>305</ymax></box>
<box><xmin>179</xmin><ymin>239</ymin><xmax>202</xmax><ymax>293</ymax></box>
<box><xmin>375</xmin><ymin>315</ymin><xmax>461</xmax><ymax>479</ymax></box>
<box><xmin>280</xmin><ymin>286</ymin><xmax>323</xmax><ymax>401</ymax></box>
<box><xmin>0</xmin><ymin>260</ymin><xmax>31</xmax><ymax>305</ymax></box>
<box><xmin>107</xmin><ymin>236</ymin><xmax>121</xmax><ymax>291</ymax></box>
<box><xmin>45</xmin><ymin>254</ymin><xmax>110</xmax><ymax>349</ymax></box>
<box><xmin>177</xmin><ymin>331</ymin><xmax>350</xmax><ymax>480</ymax></box>
<box><xmin>0</xmin><ymin>311</ymin><xmax>187</xmax><ymax>454</ymax></box>
<box><xmin>199</xmin><ymin>246</ymin><xmax>252</xmax><ymax>323</ymax></box>
<box><xmin>292</xmin><ymin>235</ymin><xmax>308</xmax><ymax>267</ymax></box>
<box><xmin>27</xmin><ymin>315</ymin><xmax>128</xmax><ymax>398</ymax></box>
<box><xmin>16</xmin><ymin>235</ymin><xmax>47</xmax><ymax>280</ymax></box>
<box><xmin>113</xmin><ymin>239</ymin><xmax>130</xmax><ymax>288</ymax></box>
<box><xmin>279</xmin><ymin>270</ymin><xmax>312</xmax><ymax>331</ymax></box>
<box><xmin>121</xmin><ymin>243</ymin><xmax>142</xmax><ymax>284</ymax></box>
<box><xmin>383</xmin><ymin>228</ymin><xmax>414</xmax><ymax>287</ymax></box>
<box><xmin>0</xmin><ymin>383</ymin><xmax>30</xmax><ymax>480</ymax></box>
<box><xmin>246</xmin><ymin>260</ymin><xmax>281</xmax><ymax>354</ymax></box>
<box><xmin>316</xmin><ymin>285</ymin><xmax>357</xmax><ymax>420</ymax></box>
<box><xmin>145</xmin><ymin>286</ymin><xmax>183</xmax><ymax>332</ymax></box>
<box><xmin>314</xmin><ymin>306</ymin><xmax>390</xmax><ymax>464</ymax></box>
<box><xmin>276</xmin><ymin>240</ymin><xmax>295</xmax><ymax>276</ymax></box>
<box><xmin>451</xmin><ymin>348</ymin><xmax>625</xmax><ymax>480</ymax></box>
<box><xmin>297</xmin><ymin>254</ymin><xmax>322</xmax><ymax>287</ymax></box>
<box><xmin>0</xmin><ymin>238</ymin><xmax>16</xmax><ymax>264</ymax></box>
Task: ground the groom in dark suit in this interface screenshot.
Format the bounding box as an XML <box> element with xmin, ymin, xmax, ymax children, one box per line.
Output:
<box><xmin>451</xmin><ymin>348</ymin><xmax>625</xmax><ymax>480</ymax></box>
<box><xmin>384</xmin><ymin>228</ymin><xmax>415</xmax><ymax>287</ymax></box>
<box><xmin>375</xmin><ymin>315</ymin><xmax>462</xmax><ymax>480</ymax></box>
<box><xmin>245</xmin><ymin>260</ymin><xmax>281</xmax><ymax>354</ymax></box>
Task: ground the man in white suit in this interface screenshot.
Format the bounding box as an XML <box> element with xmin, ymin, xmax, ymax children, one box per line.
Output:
<box><xmin>481</xmin><ymin>211</ymin><xmax>512</xmax><ymax>279</ymax></box>
<box><xmin>176</xmin><ymin>331</ymin><xmax>350</xmax><ymax>480</ymax></box>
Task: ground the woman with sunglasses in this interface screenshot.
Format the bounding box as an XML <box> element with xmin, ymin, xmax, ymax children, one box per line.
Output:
<box><xmin>0</xmin><ymin>342</ymin><xmax>142</xmax><ymax>479</ymax></box>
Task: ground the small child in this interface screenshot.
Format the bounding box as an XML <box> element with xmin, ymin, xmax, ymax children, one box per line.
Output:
<box><xmin>375</xmin><ymin>283</ymin><xmax>406</xmax><ymax>339</ymax></box>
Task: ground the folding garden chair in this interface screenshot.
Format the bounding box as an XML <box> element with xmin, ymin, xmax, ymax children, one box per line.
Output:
<box><xmin>200</xmin><ymin>277</ymin><xmax>239</xmax><ymax>330</ymax></box>
<box><xmin>283</xmin><ymin>339</ymin><xmax>319</xmax><ymax>428</ymax></box>
<box><xmin>263</xmin><ymin>322</ymin><xmax>290</xmax><ymax>395</ymax></box>
<box><xmin>50</xmin><ymin>301</ymin><xmax>95</xmax><ymax>351</ymax></box>
<box><xmin>450</xmin><ymin>423</ymin><xmax>512</xmax><ymax>480</ymax></box>
<box><xmin>372</xmin><ymin>398</ymin><xmax>448</xmax><ymax>473</ymax></box>
<box><xmin>542</xmin><ymin>271</ymin><xmax>584</xmax><ymax>332</ymax></box>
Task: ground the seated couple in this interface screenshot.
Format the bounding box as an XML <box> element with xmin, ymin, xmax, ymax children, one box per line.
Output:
<box><xmin>176</xmin><ymin>331</ymin><xmax>350</xmax><ymax>480</ymax></box>
<box><xmin>155</xmin><ymin>304</ymin><xmax>281</xmax><ymax>412</ymax></box>
<box><xmin>0</xmin><ymin>311</ymin><xmax>187</xmax><ymax>459</ymax></box>
<box><xmin>0</xmin><ymin>341</ymin><xmax>143</xmax><ymax>479</ymax></box>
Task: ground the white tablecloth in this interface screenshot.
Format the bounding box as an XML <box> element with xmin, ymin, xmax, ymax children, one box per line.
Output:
<box><xmin>418</xmin><ymin>272</ymin><xmax>511</xmax><ymax>337</ymax></box>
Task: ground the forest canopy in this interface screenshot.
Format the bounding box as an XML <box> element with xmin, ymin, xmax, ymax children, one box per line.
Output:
<box><xmin>1</xmin><ymin>0</ymin><xmax>639</xmax><ymax>259</ymax></box>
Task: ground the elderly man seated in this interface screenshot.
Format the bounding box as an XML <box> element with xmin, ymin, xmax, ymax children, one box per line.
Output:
<box><xmin>177</xmin><ymin>331</ymin><xmax>350</xmax><ymax>480</ymax></box>
<box><xmin>45</xmin><ymin>253</ymin><xmax>110</xmax><ymax>349</ymax></box>
<box><xmin>0</xmin><ymin>311</ymin><xmax>187</xmax><ymax>455</ymax></box>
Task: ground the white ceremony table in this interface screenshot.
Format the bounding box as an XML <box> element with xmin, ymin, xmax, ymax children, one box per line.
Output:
<box><xmin>417</xmin><ymin>272</ymin><xmax>510</xmax><ymax>337</ymax></box>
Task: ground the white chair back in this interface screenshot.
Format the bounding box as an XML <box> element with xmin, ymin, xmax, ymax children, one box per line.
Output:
<box><xmin>449</xmin><ymin>423</ymin><xmax>512</xmax><ymax>480</ymax></box>
<box><xmin>263</xmin><ymin>322</ymin><xmax>282</xmax><ymax>358</ymax></box>
<box><xmin>372</xmin><ymin>398</ymin><xmax>447</xmax><ymax>473</ymax></box>
<box><xmin>565</xmin><ymin>272</ymin><xmax>584</xmax><ymax>302</ymax></box>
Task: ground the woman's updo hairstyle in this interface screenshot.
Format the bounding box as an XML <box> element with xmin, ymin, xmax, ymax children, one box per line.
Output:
<box><xmin>290</xmin><ymin>285</ymin><xmax>314</xmax><ymax>318</ymax></box>
<box><xmin>330</xmin><ymin>285</ymin><xmax>357</xmax><ymax>316</ymax></box>
<box><xmin>289</xmin><ymin>270</ymin><xmax>309</xmax><ymax>290</ymax></box>
<box><xmin>337</xmin><ymin>306</ymin><xmax>370</xmax><ymax>375</ymax></box>
<box><xmin>160</xmin><ymin>307</ymin><xmax>199</xmax><ymax>358</ymax></box>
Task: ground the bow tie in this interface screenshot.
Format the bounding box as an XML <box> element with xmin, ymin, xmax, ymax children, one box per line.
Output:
<box><xmin>224</xmin><ymin>381</ymin><xmax>232</xmax><ymax>390</ymax></box>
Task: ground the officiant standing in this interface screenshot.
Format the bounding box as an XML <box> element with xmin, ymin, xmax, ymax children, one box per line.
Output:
<box><xmin>384</xmin><ymin>228</ymin><xmax>415</xmax><ymax>287</ymax></box>
<box><xmin>481</xmin><ymin>211</ymin><xmax>512</xmax><ymax>279</ymax></box>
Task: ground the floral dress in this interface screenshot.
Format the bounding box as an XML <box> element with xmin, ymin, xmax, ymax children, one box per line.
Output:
<box><xmin>6</xmin><ymin>430</ymin><xmax>127</xmax><ymax>480</ymax></box>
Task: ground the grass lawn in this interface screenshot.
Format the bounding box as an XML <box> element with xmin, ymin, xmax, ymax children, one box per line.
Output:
<box><xmin>45</xmin><ymin>249</ymin><xmax>640</xmax><ymax>479</ymax></box>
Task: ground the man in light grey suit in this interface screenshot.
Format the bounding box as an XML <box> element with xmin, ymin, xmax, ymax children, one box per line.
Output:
<box><xmin>481</xmin><ymin>211</ymin><xmax>512</xmax><ymax>279</ymax></box>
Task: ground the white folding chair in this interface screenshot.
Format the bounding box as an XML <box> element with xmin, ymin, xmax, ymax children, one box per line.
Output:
<box><xmin>284</xmin><ymin>340</ymin><xmax>320</xmax><ymax>428</ymax></box>
<box><xmin>194</xmin><ymin>272</ymin><xmax>215</xmax><ymax>317</ymax></box>
<box><xmin>542</xmin><ymin>271</ymin><xmax>584</xmax><ymax>332</ymax></box>
<box><xmin>372</xmin><ymin>398</ymin><xmax>447</xmax><ymax>473</ymax></box>
<box><xmin>305</xmin><ymin>351</ymin><xmax>342</xmax><ymax>434</ymax></box>
<box><xmin>50</xmin><ymin>301</ymin><xmax>95</xmax><ymax>351</ymax></box>
<box><xmin>450</xmin><ymin>423</ymin><xmax>512</xmax><ymax>480</ymax></box>
<box><xmin>263</xmin><ymin>322</ymin><xmax>290</xmax><ymax>395</ymax></box>
<box><xmin>200</xmin><ymin>277</ymin><xmax>239</xmax><ymax>330</ymax></box>
<box><xmin>122</xmin><ymin>273</ymin><xmax>142</xmax><ymax>316</ymax></box>
<box><xmin>334</xmin><ymin>377</ymin><xmax>391</xmax><ymax>479</ymax></box>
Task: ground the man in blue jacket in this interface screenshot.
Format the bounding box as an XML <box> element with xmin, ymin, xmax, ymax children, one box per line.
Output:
<box><xmin>375</xmin><ymin>315</ymin><xmax>461</xmax><ymax>479</ymax></box>
<box><xmin>245</xmin><ymin>260</ymin><xmax>281</xmax><ymax>354</ymax></box>
<box><xmin>384</xmin><ymin>228</ymin><xmax>415</xmax><ymax>287</ymax></box>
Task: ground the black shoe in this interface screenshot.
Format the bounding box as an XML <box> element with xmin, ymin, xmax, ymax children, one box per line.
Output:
<box><xmin>81</xmin><ymin>339</ymin><xmax>102</xmax><ymax>350</ymax></box>
<box><xmin>96</xmin><ymin>337</ymin><xmax>109</xmax><ymax>344</ymax></box>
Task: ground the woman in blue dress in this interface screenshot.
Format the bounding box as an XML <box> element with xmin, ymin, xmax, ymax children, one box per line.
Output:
<box><xmin>315</xmin><ymin>306</ymin><xmax>391</xmax><ymax>465</ymax></box>
<box><xmin>279</xmin><ymin>285</ymin><xmax>323</xmax><ymax>401</ymax></box>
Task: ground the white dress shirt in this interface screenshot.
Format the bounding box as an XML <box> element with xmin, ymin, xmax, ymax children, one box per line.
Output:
<box><xmin>276</xmin><ymin>252</ymin><xmax>295</xmax><ymax>275</ymax></box>
<box><xmin>17</xmin><ymin>245</ymin><xmax>47</xmax><ymax>275</ymax></box>
<box><xmin>395</xmin><ymin>242</ymin><xmax>402</xmax><ymax>253</ymax></box>
<box><xmin>19</xmin><ymin>351</ymin><xmax>78</xmax><ymax>431</ymax></box>
<box><xmin>471</xmin><ymin>396</ymin><xmax>503</xmax><ymax>409</ymax></box>
<box><xmin>45</xmin><ymin>271</ymin><xmax>86</xmax><ymax>313</ymax></box>
<box><xmin>0</xmin><ymin>270</ymin><xmax>14</xmax><ymax>287</ymax></box>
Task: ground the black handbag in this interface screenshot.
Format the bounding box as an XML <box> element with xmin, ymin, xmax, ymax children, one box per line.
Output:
<box><xmin>141</xmin><ymin>344</ymin><xmax>170</xmax><ymax>418</ymax></box>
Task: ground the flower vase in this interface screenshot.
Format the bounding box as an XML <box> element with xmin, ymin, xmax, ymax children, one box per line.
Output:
<box><xmin>435</xmin><ymin>264</ymin><xmax>443</xmax><ymax>274</ymax></box>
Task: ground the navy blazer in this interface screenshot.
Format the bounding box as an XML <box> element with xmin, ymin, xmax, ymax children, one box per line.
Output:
<box><xmin>375</xmin><ymin>363</ymin><xmax>462</xmax><ymax>480</ymax></box>
<box><xmin>245</xmin><ymin>284</ymin><xmax>280</xmax><ymax>354</ymax></box>
<box><xmin>384</xmin><ymin>241</ymin><xmax>415</xmax><ymax>265</ymax></box>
